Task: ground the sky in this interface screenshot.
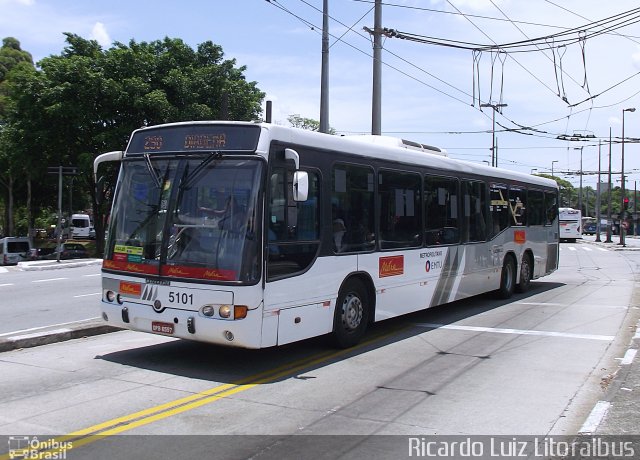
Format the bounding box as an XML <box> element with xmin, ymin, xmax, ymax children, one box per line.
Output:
<box><xmin>2</xmin><ymin>0</ymin><xmax>640</xmax><ymax>195</ymax></box>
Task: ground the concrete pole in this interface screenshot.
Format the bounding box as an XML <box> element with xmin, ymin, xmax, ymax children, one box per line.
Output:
<box><xmin>319</xmin><ymin>0</ymin><xmax>330</xmax><ymax>133</ymax></box>
<box><xmin>371</xmin><ymin>0</ymin><xmax>382</xmax><ymax>135</ymax></box>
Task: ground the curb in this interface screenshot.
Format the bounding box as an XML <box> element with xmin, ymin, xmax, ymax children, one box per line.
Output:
<box><xmin>17</xmin><ymin>259</ymin><xmax>103</xmax><ymax>271</ymax></box>
<box><xmin>0</xmin><ymin>319</ymin><xmax>121</xmax><ymax>353</ymax></box>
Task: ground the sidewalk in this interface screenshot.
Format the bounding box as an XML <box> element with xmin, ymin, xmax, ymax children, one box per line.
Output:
<box><xmin>581</xmin><ymin>232</ymin><xmax>640</xmax><ymax>250</ymax></box>
<box><xmin>577</xmin><ymin>233</ymin><xmax>640</xmax><ymax>435</ymax></box>
<box><xmin>16</xmin><ymin>258</ymin><xmax>102</xmax><ymax>271</ymax></box>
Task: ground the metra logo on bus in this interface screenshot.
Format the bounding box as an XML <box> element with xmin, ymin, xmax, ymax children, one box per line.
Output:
<box><xmin>379</xmin><ymin>255</ymin><xmax>404</xmax><ymax>278</ymax></box>
<box><xmin>420</xmin><ymin>250</ymin><xmax>444</xmax><ymax>273</ymax></box>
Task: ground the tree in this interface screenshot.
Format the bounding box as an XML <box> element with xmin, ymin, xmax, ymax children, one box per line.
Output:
<box><xmin>288</xmin><ymin>114</ymin><xmax>336</xmax><ymax>134</ymax></box>
<box><xmin>535</xmin><ymin>174</ymin><xmax>576</xmax><ymax>208</ymax></box>
<box><xmin>0</xmin><ymin>37</ymin><xmax>35</xmax><ymax>236</ymax></box>
<box><xmin>2</xmin><ymin>34</ymin><xmax>265</xmax><ymax>250</ymax></box>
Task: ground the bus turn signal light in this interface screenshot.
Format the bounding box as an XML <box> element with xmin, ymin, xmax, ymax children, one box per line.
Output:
<box><xmin>234</xmin><ymin>305</ymin><xmax>248</xmax><ymax>320</ymax></box>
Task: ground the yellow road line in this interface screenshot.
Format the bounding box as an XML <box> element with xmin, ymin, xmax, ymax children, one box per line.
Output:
<box><xmin>0</xmin><ymin>326</ymin><xmax>407</xmax><ymax>459</ymax></box>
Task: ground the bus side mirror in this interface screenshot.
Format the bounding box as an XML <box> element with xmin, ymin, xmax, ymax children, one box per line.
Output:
<box><xmin>292</xmin><ymin>171</ymin><xmax>308</xmax><ymax>202</ymax></box>
<box><xmin>96</xmin><ymin>176</ymin><xmax>106</xmax><ymax>205</ymax></box>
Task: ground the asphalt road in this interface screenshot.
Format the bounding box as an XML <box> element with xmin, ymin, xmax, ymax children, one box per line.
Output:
<box><xmin>0</xmin><ymin>241</ymin><xmax>638</xmax><ymax>459</ymax></box>
<box><xmin>0</xmin><ymin>262</ymin><xmax>102</xmax><ymax>334</ymax></box>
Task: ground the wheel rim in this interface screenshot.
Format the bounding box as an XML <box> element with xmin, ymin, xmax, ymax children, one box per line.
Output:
<box><xmin>341</xmin><ymin>293</ymin><xmax>363</xmax><ymax>331</ymax></box>
<box><xmin>521</xmin><ymin>259</ymin><xmax>530</xmax><ymax>284</ymax></box>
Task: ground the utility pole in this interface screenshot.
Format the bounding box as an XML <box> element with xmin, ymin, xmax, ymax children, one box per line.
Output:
<box><xmin>595</xmin><ymin>141</ymin><xmax>602</xmax><ymax>242</ymax></box>
<box><xmin>47</xmin><ymin>166</ymin><xmax>77</xmax><ymax>262</ymax></box>
<box><xmin>480</xmin><ymin>103</ymin><xmax>507</xmax><ymax>166</ymax></box>
<box><xmin>319</xmin><ymin>0</ymin><xmax>330</xmax><ymax>133</ymax></box>
<box><xmin>606</xmin><ymin>128</ymin><xmax>613</xmax><ymax>243</ymax></box>
<box><xmin>574</xmin><ymin>146</ymin><xmax>584</xmax><ymax>215</ymax></box>
<box><xmin>371</xmin><ymin>0</ymin><xmax>382</xmax><ymax>135</ymax></box>
<box><xmin>620</xmin><ymin>107</ymin><xmax>635</xmax><ymax>247</ymax></box>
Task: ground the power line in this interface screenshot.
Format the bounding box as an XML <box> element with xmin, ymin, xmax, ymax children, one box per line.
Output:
<box><xmin>266</xmin><ymin>1</ymin><xmax>638</xmax><ymax>148</ymax></box>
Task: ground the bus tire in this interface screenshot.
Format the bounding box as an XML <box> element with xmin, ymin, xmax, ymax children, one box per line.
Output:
<box><xmin>332</xmin><ymin>279</ymin><xmax>369</xmax><ymax>348</ymax></box>
<box><xmin>515</xmin><ymin>253</ymin><xmax>532</xmax><ymax>293</ymax></box>
<box><xmin>497</xmin><ymin>256</ymin><xmax>516</xmax><ymax>299</ymax></box>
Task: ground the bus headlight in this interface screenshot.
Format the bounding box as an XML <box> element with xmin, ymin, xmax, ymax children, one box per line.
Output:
<box><xmin>105</xmin><ymin>291</ymin><xmax>116</xmax><ymax>302</ymax></box>
<box><xmin>219</xmin><ymin>305</ymin><xmax>232</xmax><ymax>318</ymax></box>
<box><xmin>202</xmin><ymin>305</ymin><xmax>215</xmax><ymax>317</ymax></box>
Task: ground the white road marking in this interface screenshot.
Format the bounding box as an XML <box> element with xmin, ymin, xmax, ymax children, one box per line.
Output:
<box><xmin>73</xmin><ymin>292</ymin><xmax>101</xmax><ymax>298</ymax></box>
<box><xmin>515</xmin><ymin>302</ymin><xmax>628</xmax><ymax>309</ymax></box>
<box><xmin>0</xmin><ymin>283</ymin><xmax>14</xmax><ymax>287</ymax></box>
<box><xmin>32</xmin><ymin>277</ymin><xmax>68</xmax><ymax>283</ymax></box>
<box><xmin>83</xmin><ymin>274</ymin><xmax>101</xmax><ymax>277</ymax></box>
<box><xmin>579</xmin><ymin>401</ymin><xmax>611</xmax><ymax>434</ymax></box>
<box><xmin>414</xmin><ymin>323</ymin><xmax>615</xmax><ymax>341</ymax></box>
<box><xmin>618</xmin><ymin>349</ymin><xmax>637</xmax><ymax>365</ymax></box>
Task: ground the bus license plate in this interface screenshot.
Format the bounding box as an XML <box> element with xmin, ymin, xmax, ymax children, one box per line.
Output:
<box><xmin>152</xmin><ymin>321</ymin><xmax>174</xmax><ymax>334</ymax></box>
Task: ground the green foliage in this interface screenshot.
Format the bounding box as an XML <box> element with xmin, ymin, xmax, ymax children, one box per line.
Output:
<box><xmin>0</xmin><ymin>34</ymin><xmax>265</xmax><ymax>247</ymax></box>
<box><xmin>288</xmin><ymin>114</ymin><xmax>336</xmax><ymax>134</ymax></box>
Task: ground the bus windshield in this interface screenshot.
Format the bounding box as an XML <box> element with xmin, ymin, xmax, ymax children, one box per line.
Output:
<box><xmin>106</xmin><ymin>156</ymin><xmax>263</xmax><ymax>283</ymax></box>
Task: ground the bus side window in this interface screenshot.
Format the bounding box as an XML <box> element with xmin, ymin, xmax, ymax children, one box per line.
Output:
<box><xmin>332</xmin><ymin>164</ymin><xmax>376</xmax><ymax>253</ymax></box>
<box><xmin>528</xmin><ymin>190</ymin><xmax>545</xmax><ymax>226</ymax></box>
<box><xmin>424</xmin><ymin>175</ymin><xmax>459</xmax><ymax>246</ymax></box>
<box><xmin>490</xmin><ymin>183</ymin><xmax>510</xmax><ymax>236</ymax></box>
<box><xmin>378</xmin><ymin>169</ymin><xmax>422</xmax><ymax>249</ymax></box>
<box><xmin>545</xmin><ymin>191</ymin><xmax>558</xmax><ymax>225</ymax></box>
<box><xmin>462</xmin><ymin>180</ymin><xmax>488</xmax><ymax>242</ymax></box>
<box><xmin>509</xmin><ymin>187</ymin><xmax>527</xmax><ymax>226</ymax></box>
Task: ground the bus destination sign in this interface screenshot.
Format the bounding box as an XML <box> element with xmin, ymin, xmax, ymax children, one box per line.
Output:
<box><xmin>126</xmin><ymin>124</ymin><xmax>261</xmax><ymax>154</ymax></box>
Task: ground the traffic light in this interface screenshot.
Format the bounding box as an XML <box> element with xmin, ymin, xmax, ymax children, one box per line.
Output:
<box><xmin>624</xmin><ymin>196</ymin><xmax>630</xmax><ymax>210</ymax></box>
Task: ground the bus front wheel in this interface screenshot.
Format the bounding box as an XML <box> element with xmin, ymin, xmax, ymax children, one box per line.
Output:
<box><xmin>332</xmin><ymin>279</ymin><xmax>369</xmax><ymax>348</ymax></box>
<box><xmin>497</xmin><ymin>256</ymin><xmax>516</xmax><ymax>299</ymax></box>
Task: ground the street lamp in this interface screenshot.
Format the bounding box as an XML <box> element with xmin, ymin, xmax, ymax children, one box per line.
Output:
<box><xmin>620</xmin><ymin>107</ymin><xmax>635</xmax><ymax>247</ymax></box>
<box><xmin>531</xmin><ymin>168</ymin><xmax>538</xmax><ymax>175</ymax></box>
<box><xmin>480</xmin><ymin>102</ymin><xmax>507</xmax><ymax>167</ymax></box>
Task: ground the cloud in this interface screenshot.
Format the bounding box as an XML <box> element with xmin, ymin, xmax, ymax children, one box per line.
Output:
<box><xmin>0</xmin><ymin>0</ymin><xmax>35</xmax><ymax>5</ymax></box>
<box><xmin>633</xmin><ymin>46</ymin><xmax>640</xmax><ymax>69</ymax></box>
<box><xmin>90</xmin><ymin>22</ymin><xmax>111</xmax><ymax>48</ymax></box>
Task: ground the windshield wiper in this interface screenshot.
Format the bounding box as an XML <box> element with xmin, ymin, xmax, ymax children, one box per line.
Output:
<box><xmin>180</xmin><ymin>151</ymin><xmax>223</xmax><ymax>190</ymax></box>
<box><xmin>144</xmin><ymin>153</ymin><xmax>163</xmax><ymax>189</ymax></box>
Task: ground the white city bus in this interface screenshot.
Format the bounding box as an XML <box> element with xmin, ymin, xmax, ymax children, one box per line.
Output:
<box><xmin>559</xmin><ymin>207</ymin><xmax>582</xmax><ymax>242</ymax></box>
<box><xmin>94</xmin><ymin>121</ymin><xmax>560</xmax><ymax>349</ymax></box>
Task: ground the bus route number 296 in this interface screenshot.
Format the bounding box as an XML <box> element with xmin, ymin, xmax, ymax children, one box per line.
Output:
<box><xmin>169</xmin><ymin>291</ymin><xmax>194</xmax><ymax>305</ymax></box>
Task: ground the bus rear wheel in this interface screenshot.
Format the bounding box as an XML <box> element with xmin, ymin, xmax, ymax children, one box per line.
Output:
<box><xmin>497</xmin><ymin>256</ymin><xmax>516</xmax><ymax>299</ymax></box>
<box><xmin>332</xmin><ymin>279</ymin><xmax>369</xmax><ymax>348</ymax></box>
<box><xmin>515</xmin><ymin>254</ymin><xmax>532</xmax><ymax>293</ymax></box>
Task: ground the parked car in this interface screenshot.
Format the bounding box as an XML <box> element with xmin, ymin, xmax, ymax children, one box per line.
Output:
<box><xmin>0</xmin><ymin>237</ymin><xmax>34</xmax><ymax>265</ymax></box>
<box><xmin>583</xmin><ymin>221</ymin><xmax>598</xmax><ymax>235</ymax></box>
<box><xmin>45</xmin><ymin>242</ymin><xmax>89</xmax><ymax>260</ymax></box>
<box><xmin>35</xmin><ymin>247</ymin><xmax>56</xmax><ymax>259</ymax></box>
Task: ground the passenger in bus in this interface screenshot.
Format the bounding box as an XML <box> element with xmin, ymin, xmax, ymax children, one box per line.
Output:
<box><xmin>333</xmin><ymin>218</ymin><xmax>346</xmax><ymax>252</ymax></box>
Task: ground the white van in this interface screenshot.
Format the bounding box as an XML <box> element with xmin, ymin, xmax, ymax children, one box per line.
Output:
<box><xmin>69</xmin><ymin>214</ymin><xmax>93</xmax><ymax>239</ymax></box>
<box><xmin>0</xmin><ymin>237</ymin><xmax>34</xmax><ymax>265</ymax></box>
